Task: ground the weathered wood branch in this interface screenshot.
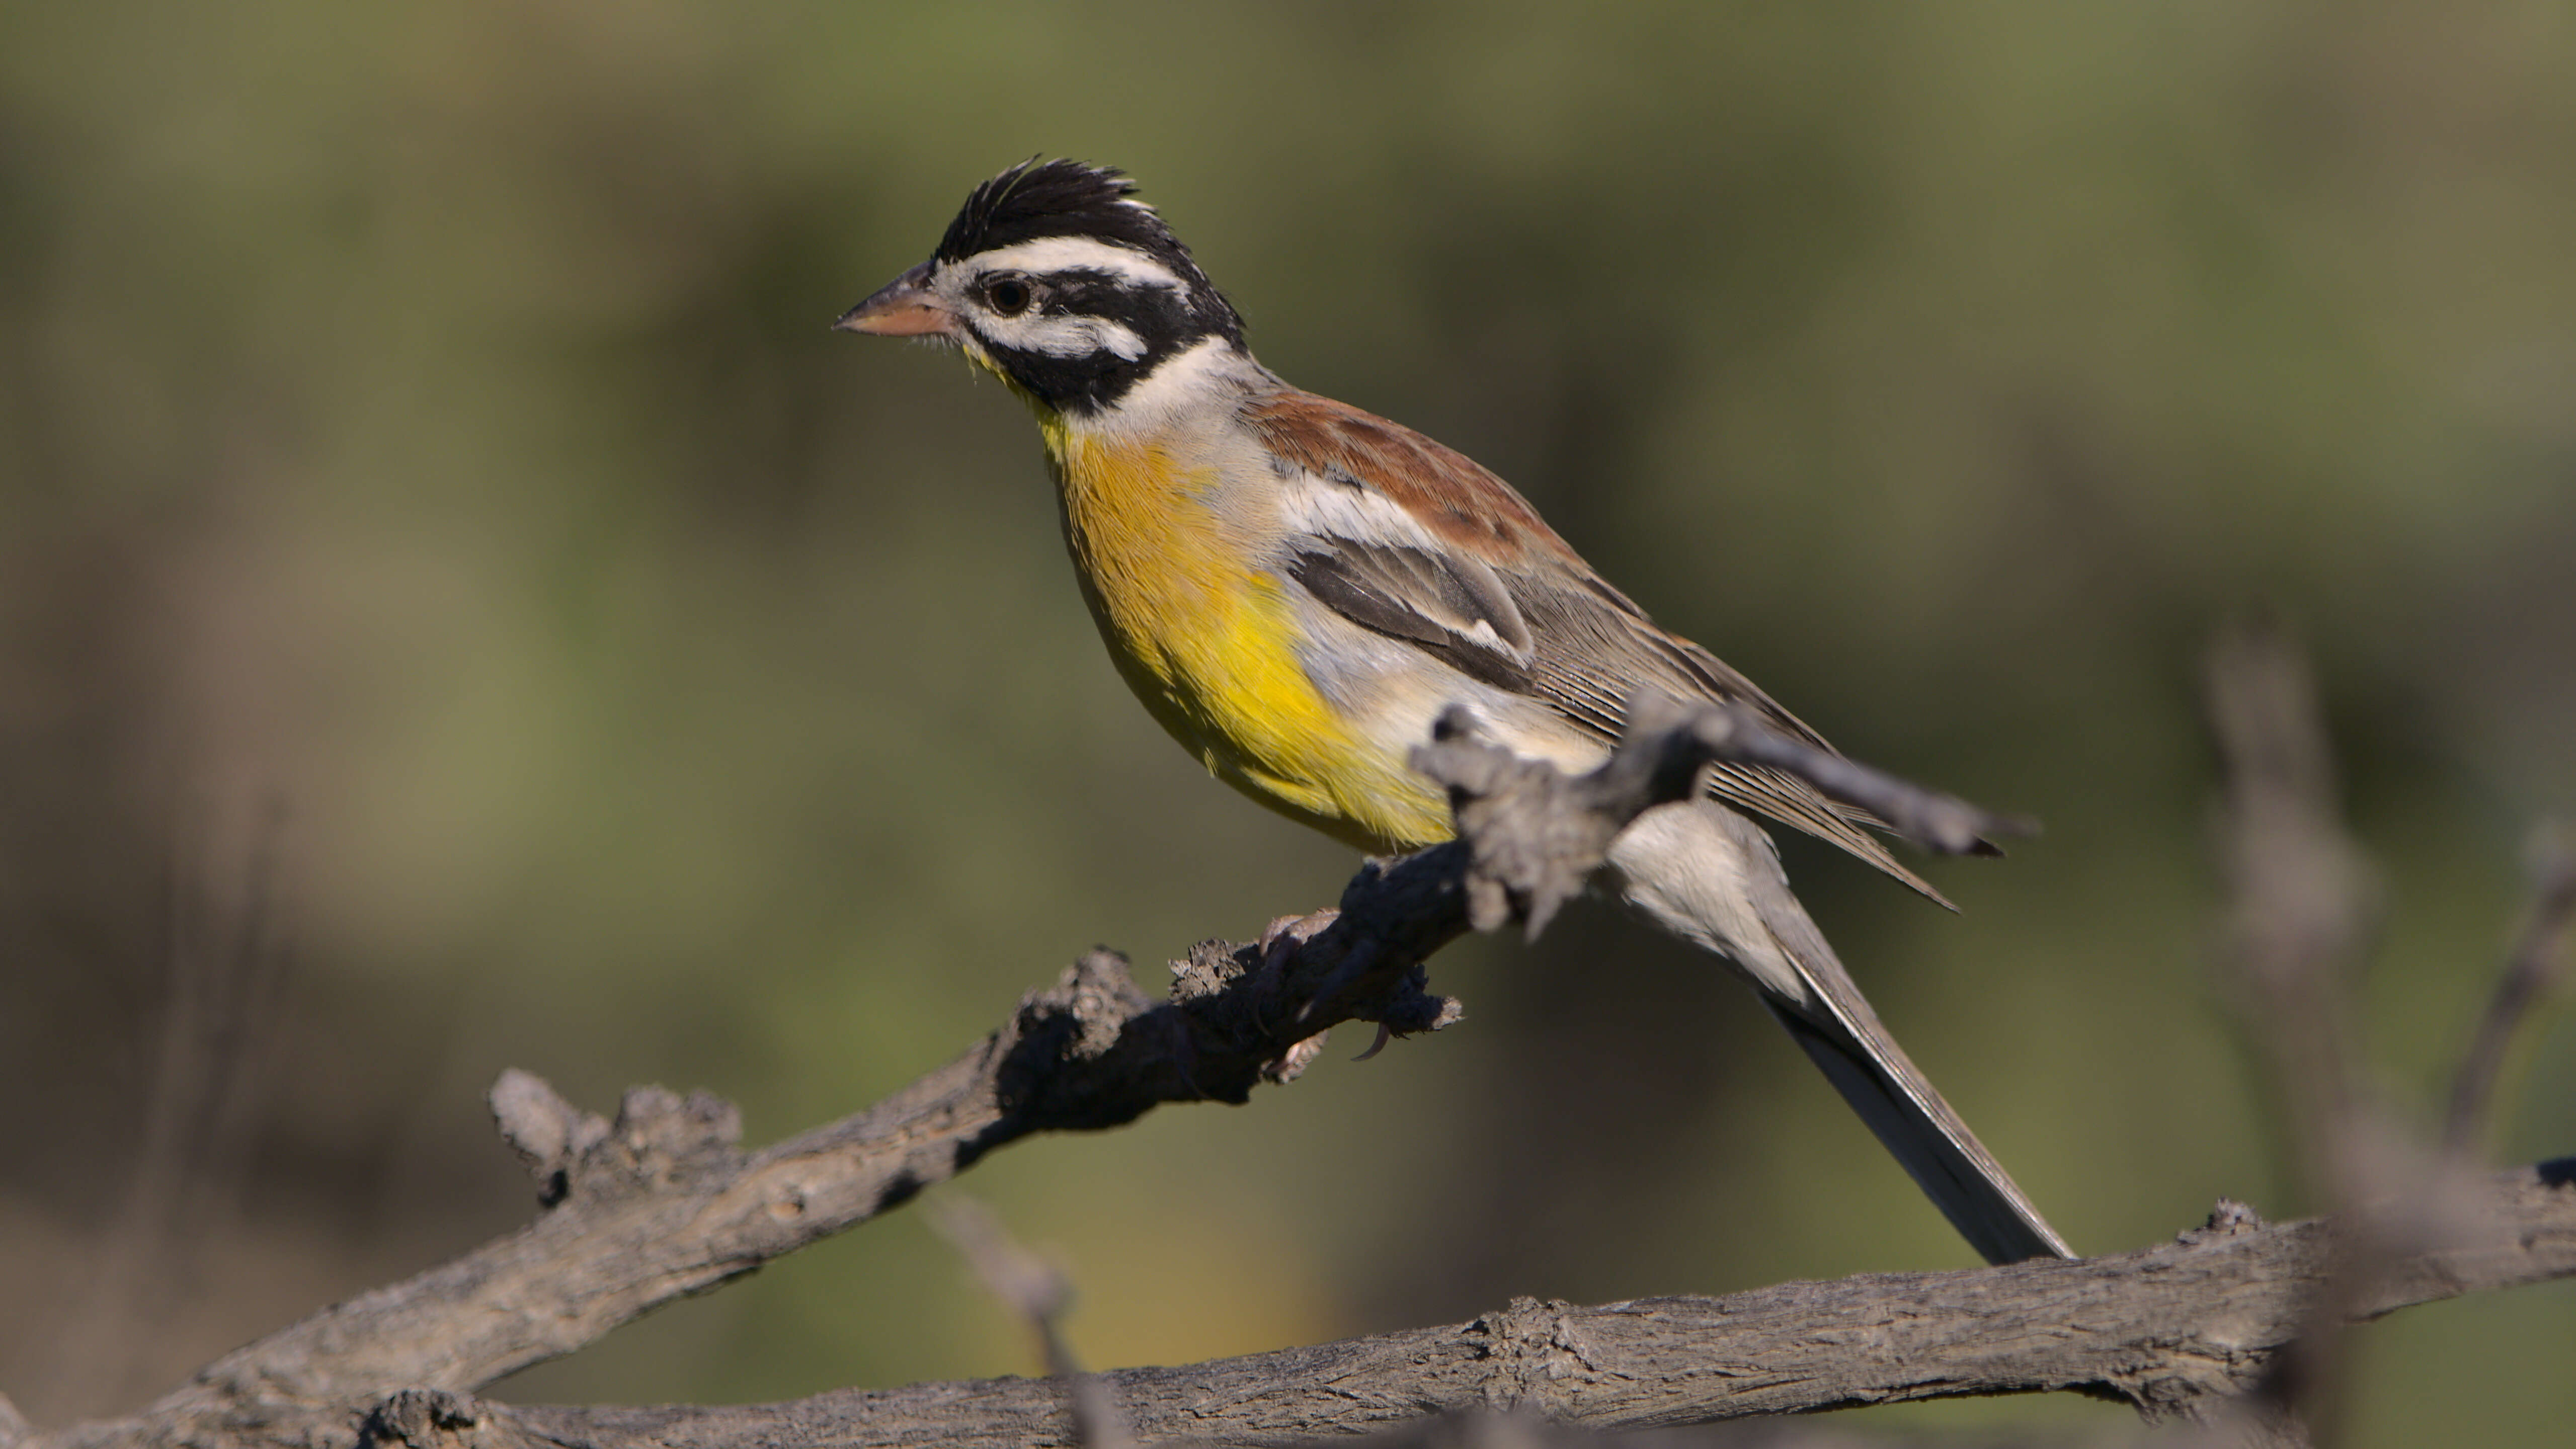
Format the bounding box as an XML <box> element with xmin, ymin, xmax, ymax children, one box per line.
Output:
<box><xmin>350</xmin><ymin>1161</ymin><xmax>2576</xmax><ymax>1449</ymax></box>
<box><xmin>55</xmin><ymin>931</ymin><xmax>1427</xmax><ymax>1449</ymax></box>
<box><xmin>37</xmin><ymin>695</ymin><xmax>1969</xmax><ymax>1449</ymax></box>
<box><xmin>20</xmin><ymin>692</ymin><xmax>2564</xmax><ymax>1449</ymax></box>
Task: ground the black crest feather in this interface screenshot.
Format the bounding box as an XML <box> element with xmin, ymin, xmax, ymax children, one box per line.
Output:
<box><xmin>936</xmin><ymin>158</ymin><xmax>1180</xmax><ymax>264</ymax></box>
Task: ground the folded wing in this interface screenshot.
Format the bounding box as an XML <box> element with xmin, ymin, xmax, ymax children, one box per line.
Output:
<box><xmin>1245</xmin><ymin>388</ymin><xmax>1960</xmax><ymax>904</ymax></box>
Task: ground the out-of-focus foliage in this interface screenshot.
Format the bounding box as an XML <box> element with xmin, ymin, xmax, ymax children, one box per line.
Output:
<box><xmin>2</xmin><ymin>2</ymin><xmax>2570</xmax><ymax>1439</ymax></box>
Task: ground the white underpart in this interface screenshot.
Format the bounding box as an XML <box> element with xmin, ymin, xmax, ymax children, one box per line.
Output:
<box><xmin>962</xmin><ymin>236</ymin><xmax>1186</xmax><ymax>291</ymax></box>
<box><xmin>1604</xmin><ymin>801</ymin><xmax>1806</xmax><ymax>1003</ymax></box>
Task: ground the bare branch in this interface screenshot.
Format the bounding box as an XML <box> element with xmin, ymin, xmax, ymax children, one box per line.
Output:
<box><xmin>51</xmin><ymin>804</ymin><xmax>295</xmax><ymax>1411</ymax></box>
<box><xmin>32</xmin><ymin>689</ymin><xmax>2019</xmax><ymax>1449</ymax></box>
<box><xmin>2206</xmin><ymin>626</ymin><xmax>2374</xmax><ymax>1196</ymax></box>
<box><xmin>345</xmin><ymin>1160</ymin><xmax>2576</xmax><ymax>1449</ymax></box>
<box><xmin>44</xmin><ymin>687</ymin><xmax>2563</xmax><ymax>1449</ymax></box>
<box><xmin>2202</xmin><ymin>625</ymin><xmax>2377</xmax><ymax>1446</ymax></box>
<box><xmin>2444</xmin><ymin>822</ymin><xmax>2576</xmax><ymax>1156</ymax></box>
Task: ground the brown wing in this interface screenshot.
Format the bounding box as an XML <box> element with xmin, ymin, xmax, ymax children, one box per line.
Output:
<box><xmin>1246</xmin><ymin>387</ymin><xmax>1960</xmax><ymax>906</ymax></box>
<box><xmin>1244</xmin><ymin>391</ymin><xmax>1587</xmax><ymax>567</ymax></box>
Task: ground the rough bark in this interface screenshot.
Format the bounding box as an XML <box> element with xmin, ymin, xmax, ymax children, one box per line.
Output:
<box><xmin>339</xmin><ymin>1162</ymin><xmax>2576</xmax><ymax>1449</ymax></box>
<box><xmin>14</xmin><ymin>695</ymin><xmax>2568</xmax><ymax>1449</ymax></box>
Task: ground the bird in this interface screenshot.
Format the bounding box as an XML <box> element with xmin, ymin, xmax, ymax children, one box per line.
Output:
<box><xmin>837</xmin><ymin>158</ymin><xmax>2072</xmax><ymax>1265</ymax></box>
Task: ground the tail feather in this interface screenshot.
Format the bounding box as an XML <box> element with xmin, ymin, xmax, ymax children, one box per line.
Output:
<box><xmin>1604</xmin><ymin>797</ymin><xmax>2073</xmax><ymax>1265</ymax></box>
<box><xmin>1764</xmin><ymin>1000</ymin><xmax>2071</xmax><ymax>1264</ymax></box>
<box><xmin>1743</xmin><ymin>836</ymin><xmax>2072</xmax><ymax>1264</ymax></box>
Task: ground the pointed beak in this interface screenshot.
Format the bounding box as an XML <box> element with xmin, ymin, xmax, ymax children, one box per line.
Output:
<box><xmin>834</xmin><ymin>262</ymin><xmax>955</xmax><ymax>338</ymax></box>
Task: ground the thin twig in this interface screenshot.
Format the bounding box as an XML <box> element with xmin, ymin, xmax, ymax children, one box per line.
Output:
<box><xmin>2203</xmin><ymin>624</ymin><xmax>2375</xmax><ymax>1447</ymax></box>
<box><xmin>926</xmin><ymin>1197</ymin><xmax>1135</xmax><ymax>1449</ymax></box>
<box><xmin>2206</xmin><ymin>626</ymin><xmax>2373</xmax><ymax>1198</ymax></box>
<box><xmin>50</xmin><ymin>801</ymin><xmax>294</xmax><ymax>1413</ymax></box>
<box><xmin>2444</xmin><ymin>823</ymin><xmax>2576</xmax><ymax>1156</ymax></box>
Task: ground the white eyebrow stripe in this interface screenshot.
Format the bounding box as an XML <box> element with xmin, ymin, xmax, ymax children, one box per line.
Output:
<box><xmin>965</xmin><ymin>236</ymin><xmax>1183</xmax><ymax>290</ymax></box>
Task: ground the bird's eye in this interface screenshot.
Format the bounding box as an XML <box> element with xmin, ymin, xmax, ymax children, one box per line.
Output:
<box><xmin>985</xmin><ymin>276</ymin><xmax>1034</xmax><ymax>316</ymax></box>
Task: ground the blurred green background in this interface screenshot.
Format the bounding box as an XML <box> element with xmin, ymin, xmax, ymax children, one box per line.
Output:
<box><xmin>3</xmin><ymin>1</ymin><xmax>2571</xmax><ymax>1440</ymax></box>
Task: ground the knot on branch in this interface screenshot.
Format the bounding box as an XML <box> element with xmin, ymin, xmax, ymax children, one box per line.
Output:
<box><xmin>990</xmin><ymin>950</ymin><xmax>1162</xmax><ymax>1129</ymax></box>
<box><xmin>488</xmin><ymin>1069</ymin><xmax>742</xmax><ymax>1208</ymax></box>
<box><xmin>2180</xmin><ymin>1198</ymin><xmax>2269</xmax><ymax>1245</ymax></box>
<box><xmin>1180</xmin><ymin>917</ymin><xmax>1460</xmax><ymax>1057</ymax></box>
<box><xmin>1174</xmin><ymin>935</ymin><xmax>1331</xmax><ymax>1084</ymax></box>
<box><xmin>357</xmin><ymin>1390</ymin><xmax>508</xmax><ymax>1449</ymax></box>
<box><xmin>1466</xmin><ymin>1297</ymin><xmax>1601</xmax><ymax>1415</ymax></box>
<box><xmin>1020</xmin><ymin>948</ymin><xmax>1152</xmax><ymax>1064</ymax></box>
<box><xmin>490</xmin><ymin>1070</ymin><xmax>606</xmax><ymax>1206</ymax></box>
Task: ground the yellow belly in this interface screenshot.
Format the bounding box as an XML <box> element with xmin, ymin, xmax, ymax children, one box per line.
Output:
<box><xmin>1042</xmin><ymin>423</ymin><xmax>1452</xmax><ymax>852</ymax></box>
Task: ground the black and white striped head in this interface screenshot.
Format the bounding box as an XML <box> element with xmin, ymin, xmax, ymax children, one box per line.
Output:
<box><xmin>837</xmin><ymin>159</ymin><xmax>1245</xmax><ymax>415</ymax></box>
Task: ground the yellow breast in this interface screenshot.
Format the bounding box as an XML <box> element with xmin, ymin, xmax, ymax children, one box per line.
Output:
<box><xmin>1039</xmin><ymin>419</ymin><xmax>1452</xmax><ymax>851</ymax></box>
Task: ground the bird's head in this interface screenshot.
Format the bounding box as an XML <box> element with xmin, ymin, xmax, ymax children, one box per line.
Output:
<box><xmin>837</xmin><ymin>159</ymin><xmax>1245</xmax><ymax>416</ymax></box>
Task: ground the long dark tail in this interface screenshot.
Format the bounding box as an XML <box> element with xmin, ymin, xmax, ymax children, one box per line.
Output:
<box><xmin>1749</xmin><ymin>876</ymin><xmax>2072</xmax><ymax>1264</ymax></box>
<box><xmin>1763</xmin><ymin>999</ymin><xmax>2070</xmax><ymax>1263</ymax></box>
<box><xmin>1604</xmin><ymin>797</ymin><xmax>2073</xmax><ymax>1264</ymax></box>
